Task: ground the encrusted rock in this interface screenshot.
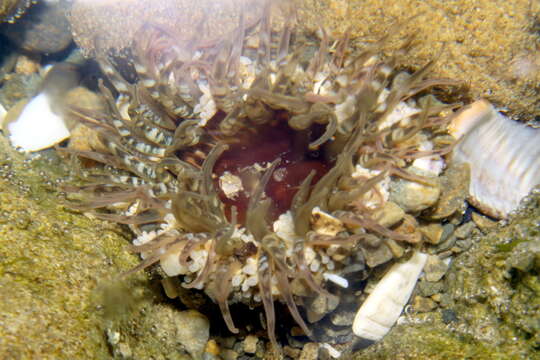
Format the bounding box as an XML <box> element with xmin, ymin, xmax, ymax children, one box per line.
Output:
<box><xmin>423</xmin><ymin>255</ymin><xmax>449</xmax><ymax>282</ymax></box>
<box><xmin>454</xmin><ymin>222</ymin><xmax>476</xmax><ymax>239</ymax></box>
<box><xmin>299</xmin><ymin>342</ymin><xmax>320</xmax><ymax>360</ymax></box>
<box><xmin>390</xmin><ymin>174</ymin><xmax>441</xmax><ymax>213</ymax></box>
<box><xmin>419</xmin><ymin>223</ymin><xmax>444</xmax><ymax>244</ymax></box>
<box><xmin>174</xmin><ymin>310</ymin><xmax>210</xmax><ymax>359</ymax></box>
<box><xmin>69</xmin><ymin>0</ymin><xmax>266</xmax><ymax>57</ymax></box>
<box><xmin>14</xmin><ymin>54</ymin><xmax>40</xmax><ymax>75</ymax></box>
<box><xmin>372</xmin><ymin>201</ymin><xmax>405</xmax><ymax>228</ymax></box>
<box><xmin>242</xmin><ymin>335</ymin><xmax>258</xmax><ymax>354</ymax></box>
<box><xmin>417</xmin><ymin>279</ymin><xmax>444</xmax><ymax>297</ymax></box>
<box><xmin>472</xmin><ymin>212</ymin><xmax>498</xmax><ymax>232</ymax></box>
<box><xmin>426</xmin><ymin>162</ymin><xmax>470</xmax><ymax>219</ymax></box>
<box><xmin>506</xmin><ymin>238</ymin><xmax>540</xmax><ymax>272</ymax></box>
<box><xmin>64</xmin><ymin>86</ymin><xmax>108</xmax><ymax>152</ymax></box>
<box><xmin>305</xmin><ymin>292</ymin><xmax>340</xmax><ymax>323</ymax></box>
<box><xmin>412</xmin><ymin>295</ymin><xmax>438</xmax><ymax>313</ymax></box>
<box><xmin>3</xmin><ymin>2</ymin><xmax>72</xmax><ymax>54</ymax></box>
<box><xmin>360</xmin><ymin>241</ymin><xmax>394</xmax><ymax>268</ymax></box>
<box><xmin>330</xmin><ymin>309</ymin><xmax>356</xmax><ymax>326</ymax></box>
<box><xmin>0</xmin><ymin>72</ymin><xmax>41</xmax><ymax>109</ymax></box>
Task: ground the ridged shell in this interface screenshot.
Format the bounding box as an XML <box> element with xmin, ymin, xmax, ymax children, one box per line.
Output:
<box><xmin>449</xmin><ymin>100</ymin><xmax>540</xmax><ymax>218</ymax></box>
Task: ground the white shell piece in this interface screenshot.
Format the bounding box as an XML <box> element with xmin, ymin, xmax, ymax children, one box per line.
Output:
<box><xmin>219</xmin><ymin>171</ymin><xmax>243</xmax><ymax>200</ymax></box>
<box><xmin>7</xmin><ymin>93</ymin><xmax>70</xmax><ymax>152</ymax></box>
<box><xmin>411</xmin><ymin>139</ymin><xmax>445</xmax><ymax>176</ymax></box>
<box><xmin>160</xmin><ymin>251</ymin><xmax>189</xmax><ymax>277</ymax></box>
<box><xmin>449</xmin><ymin>100</ymin><xmax>540</xmax><ymax>218</ymax></box>
<box><xmin>323</xmin><ymin>272</ymin><xmax>349</xmax><ymax>288</ymax></box>
<box><xmin>321</xmin><ymin>343</ymin><xmax>342</xmax><ymax>358</ymax></box>
<box><xmin>311</xmin><ymin>206</ymin><xmax>344</xmax><ymax>236</ymax></box>
<box><xmin>352</xmin><ymin>251</ymin><xmax>428</xmax><ymax>341</ymax></box>
<box><xmin>376</xmin><ymin>89</ymin><xmax>421</xmax><ymax>130</ymax></box>
<box><xmin>352</xmin><ymin>165</ymin><xmax>390</xmax><ymax>209</ymax></box>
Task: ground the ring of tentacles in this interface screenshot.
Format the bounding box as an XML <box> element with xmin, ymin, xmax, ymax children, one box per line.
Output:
<box><xmin>63</xmin><ymin>5</ymin><xmax>456</xmax><ymax>350</ymax></box>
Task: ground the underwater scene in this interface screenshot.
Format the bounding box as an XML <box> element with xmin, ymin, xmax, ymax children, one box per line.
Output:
<box><xmin>0</xmin><ymin>0</ymin><xmax>538</xmax><ymax>359</ymax></box>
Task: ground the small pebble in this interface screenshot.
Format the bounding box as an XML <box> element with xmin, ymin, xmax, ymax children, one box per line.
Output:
<box><xmin>424</xmin><ymin>255</ymin><xmax>449</xmax><ymax>282</ymax></box>
<box><xmin>205</xmin><ymin>339</ymin><xmax>220</xmax><ymax>356</ymax></box>
<box><xmin>417</xmin><ymin>280</ymin><xmax>444</xmax><ymax>297</ymax></box>
<box><xmin>454</xmin><ymin>222</ymin><xmax>476</xmax><ymax>239</ymax></box>
<box><xmin>243</xmin><ymin>335</ymin><xmax>258</xmax><ymax>354</ymax></box>
<box><xmin>221</xmin><ymin>349</ymin><xmax>238</xmax><ymax>360</ymax></box>
<box><xmin>472</xmin><ymin>212</ymin><xmax>497</xmax><ymax>232</ymax></box>
<box><xmin>412</xmin><ymin>295</ymin><xmax>438</xmax><ymax>312</ymax></box>
<box><xmin>299</xmin><ymin>342</ymin><xmax>320</xmax><ymax>360</ymax></box>
<box><xmin>284</xmin><ymin>346</ymin><xmax>301</xmax><ymax>359</ymax></box>
<box><xmin>419</xmin><ymin>223</ymin><xmax>444</xmax><ymax>244</ymax></box>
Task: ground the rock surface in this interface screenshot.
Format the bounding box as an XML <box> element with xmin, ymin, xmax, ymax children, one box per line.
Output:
<box><xmin>3</xmin><ymin>2</ymin><xmax>72</xmax><ymax>54</ymax></box>
<box><xmin>0</xmin><ymin>135</ymin><xmax>197</xmax><ymax>359</ymax></box>
<box><xmin>66</xmin><ymin>0</ymin><xmax>539</xmax><ymax>117</ymax></box>
<box><xmin>351</xmin><ymin>190</ymin><xmax>540</xmax><ymax>359</ymax></box>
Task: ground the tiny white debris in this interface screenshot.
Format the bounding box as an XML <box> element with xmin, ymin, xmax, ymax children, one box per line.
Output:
<box><xmin>194</xmin><ymin>80</ymin><xmax>217</xmax><ymax>123</ymax></box>
<box><xmin>411</xmin><ymin>138</ymin><xmax>445</xmax><ymax>176</ymax></box>
<box><xmin>352</xmin><ymin>251</ymin><xmax>428</xmax><ymax>341</ymax></box>
<box><xmin>231</xmin><ymin>273</ymin><xmax>244</xmax><ymax>287</ymax></box>
<box><xmin>321</xmin><ymin>343</ymin><xmax>341</xmax><ymax>358</ymax></box>
<box><xmin>242</xmin><ymin>257</ymin><xmax>258</xmax><ymax>276</ymax></box>
<box><xmin>219</xmin><ymin>171</ymin><xmax>244</xmax><ymax>200</ymax></box>
<box><xmin>272</xmin><ymin>211</ymin><xmax>297</xmax><ymax>243</ymax></box>
<box><xmin>323</xmin><ymin>272</ymin><xmax>349</xmax><ymax>288</ymax></box>
<box><xmin>7</xmin><ymin>93</ymin><xmax>70</xmax><ymax>152</ymax></box>
<box><xmin>377</xmin><ymin>89</ymin><xmax>421</xmax><ymax>130</ymax></box>
<box><xmin>106</xmin><ymin>329</ymin><xmax>120</xmax><ymax>345</ymax></box>
<box><xmin>335</xmin><ymin>94</ymin><xmax>356</xmax><ymax>124</ymax></box>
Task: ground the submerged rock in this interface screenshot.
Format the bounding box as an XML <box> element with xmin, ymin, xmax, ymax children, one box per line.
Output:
<box><xmin>351</xmin><ymin>189</ymin><xmax>540</xmax><ymax>359</ymax></box>
<box><xmin>3</xmin><ymin>1</ymin><xmax>72</xmax><ymax>54</ymax></box>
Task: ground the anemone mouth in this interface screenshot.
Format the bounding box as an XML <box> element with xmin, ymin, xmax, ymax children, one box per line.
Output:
<box><xmin>195</xmin><ymin>110</ymin><xmax>333</xmax><ymax>225</ymax></box>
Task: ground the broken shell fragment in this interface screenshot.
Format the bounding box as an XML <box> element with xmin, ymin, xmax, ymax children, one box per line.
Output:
<box><xmin>449</xmin><ymin>100</ymin><xmax>540</xmax><ymax>218</ymax></box>
<box><xmin>311</xmin><ymin>206</ymin><xmax>345</xmax><ymax>236</ymax></box>
<box><xmin>352</xmin><ymin>251</ymin><xmax>427</xmax><ymax>341</ymax></box>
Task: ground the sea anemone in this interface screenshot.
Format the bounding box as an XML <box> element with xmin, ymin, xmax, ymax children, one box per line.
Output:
<box><xmin>63</xmin><ymin>3</ymin><xmax>458</xmax><ymax>350</ymax></box>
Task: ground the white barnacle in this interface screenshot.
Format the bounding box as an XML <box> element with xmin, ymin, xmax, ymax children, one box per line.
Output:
<box><xmin>352</xmin><ymin>251</ymin><xmax>428</xmax><ymax>341</ymax></box>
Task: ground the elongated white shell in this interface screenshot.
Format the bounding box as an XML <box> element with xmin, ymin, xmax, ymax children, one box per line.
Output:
<box><xmin>352</xmin><ymin>251</ymin><xmax>427</xmax><ymax>341</ymax></box>
<box><xmin>449</xmin><ymin>100</ymin><xmax>540</xmax><ymax>218</ymax></box>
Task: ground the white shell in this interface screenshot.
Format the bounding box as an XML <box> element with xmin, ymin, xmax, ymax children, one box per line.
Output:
<box><xmin>311</xmin><ymin>206</ymin><xmax>344</xmax><ymax>237</ymax></box>
<box><xmin>7</xmin><ymin>93</ymin><xmax>70</xmax><ymax>152</ymax></box>
<box><xmin>352</xmin><ymin>251</ymin><xmax>427</xmax><ymax>341</ymax></box>
<box><xmin>449</xmin><ymin>100</ymin><xmax>540</xmax><ymax>218</ymax></box>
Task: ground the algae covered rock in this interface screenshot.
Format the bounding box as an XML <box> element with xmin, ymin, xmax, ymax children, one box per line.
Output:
<box><xmin>351</xmin><ymin>190</ymin><xmax>540</xmax><ymax>359</ymax></box>
<box><xmin>0</xmin><ymin>135</ymin><xmax>201</xmax><ymax>359</ymax></box>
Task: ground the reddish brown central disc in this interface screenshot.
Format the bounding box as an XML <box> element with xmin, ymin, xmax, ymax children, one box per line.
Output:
<box><xmin>213</xmin><ymin>113</ymin><xmax>332</xmax><ymax>224</ymax></box>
